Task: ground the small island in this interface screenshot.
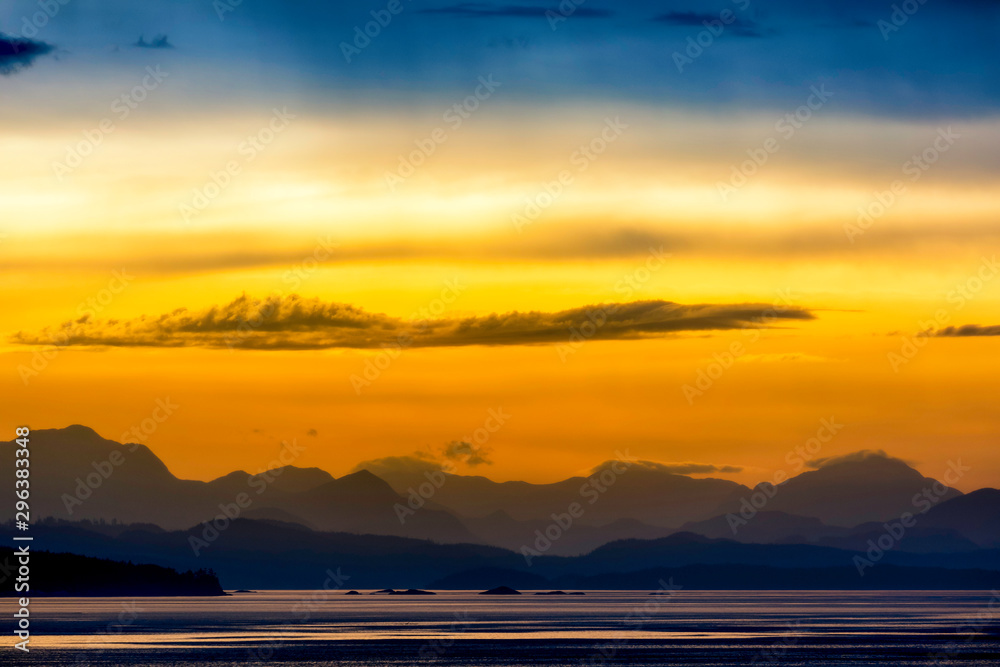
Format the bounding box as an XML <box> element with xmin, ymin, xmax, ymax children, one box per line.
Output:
<box><xmin>534</xmin><ymin>590</ymin><xmax>585</xmax><ymax>596</ymax></box>
<box><xmin>480</xmin><ymin>586</ymin><xmax>521</xmax><ymax>595</ymax></box>
<box><xmin>345</xmin><ymin>590</ymin><xmax>362</xmax><ymax>595</ymax></box>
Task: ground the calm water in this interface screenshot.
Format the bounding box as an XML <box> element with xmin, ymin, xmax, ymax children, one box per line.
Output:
<box><xmin>15</xmin><ymin>591</ymin><xmax>1000</xmax><ymax>665</ymax></box>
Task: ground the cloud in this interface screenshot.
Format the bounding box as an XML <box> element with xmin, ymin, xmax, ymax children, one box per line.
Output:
<box><xmin>806</xmin><ymin>449</ymin><xmax>907</xmax><ymax>469</ymax></box>
<box><xmin>10</xmin><ymin>293</ymin><xmax>816</xmax><ymax>351</ymax></box>
<box><xmin>594</xmin><ymin>459</ymin><xmax>744</xmax><ymax>475</ymax></box>
<box><xmin>420</xmin><ymin>3</ymin><xmax>612</xmax><ymax>18</ymax></box>
<box><xmin>0</xmin><ymin>33</ymin><xmax>54</xmax><ymax>75</ymax></box>
<box><xmin>443</xmin><ymin>441</ymin><xmax>493</xmax><ymax>466</ymax></box>
<box><xmin>651</xmin><ymin>11</ymin><xmax>768</xmax><ymax>37</ymax></box>
<box><xmin>935</xmin><ymin>324</ymin><xmax>1000</xmax><ymax>337</ymax></box>
<box><xmin>8</xmin><ymin>223</ymin><xmax>1000</xmax><ymax>276</ymax></box>
<box><xmin>353</xmin><ymin>440</ymin><xmax>494</xmax><ymax>479</ymax></box>
<box><xmin>351</xmin><ymin>454</ymin><xmax>443</xmax><ymax>478</ymax></box>
<box><xmin>362</xmin><ymin>454</ymin><xmax>740</xmax><ymax>481</ymax></box>
<box><xmin>133</xmin><ymin>34</ymin><xmax>174</xmax><ymax>49</ymax></box>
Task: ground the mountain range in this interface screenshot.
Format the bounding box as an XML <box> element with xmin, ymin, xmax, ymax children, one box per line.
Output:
<box><xmin>2</xmin><ymin>426</ymin><xmax>984</xmax><ymax>554</ymax></box>
<box><xmin>1</xmin><ymin>425</ymin><xmax>997</xmax><ymax>590</ymax></box>
<box><xmin>3</xmin><ymin>518</ymin><xmax>997</xmax><ymax>591</ymax></box>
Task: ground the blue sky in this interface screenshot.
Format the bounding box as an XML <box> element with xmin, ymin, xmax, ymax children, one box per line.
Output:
<box><xmin>3</xmin><ymin>0</ymin><xmax>1000</xmax><ymax>118</ymax></box>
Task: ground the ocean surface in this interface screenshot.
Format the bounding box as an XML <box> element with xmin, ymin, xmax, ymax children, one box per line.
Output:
<box><xmin>15</xmin><ymin>590</ymin><xmax>1000</xmax><ymax>666</ymax></box>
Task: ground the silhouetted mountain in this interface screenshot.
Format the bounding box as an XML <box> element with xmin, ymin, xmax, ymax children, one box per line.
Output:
<box><xmin>754</xmin><ymin>452</ymin><xmax>963</xmax><ymax>526</ymax></box>
<box><xmin>680</xmin><ymin>511</ymin><xmax>848</xmax><ymax>544</ymax></box>
<box><xmin>363</xmin><ymin>453</ymin><xmax>971</xmax><ymax>537</ymax></box>
<box><xmin>0</xmin><ymin>426</ymin><xmax>473</xmax><ymax>543</ymax></box>
<box><xmin>206</xmin><ymin>465</ymin><xmax>334</xmax><ymax>496</ymax></box>
<box><xmin>0</xmin><ymin>519</ymin><xmax>520</xmax><ymax>590</ymax></box>
<box><xmin>0</xmin><ymin>425</ymin><xmax>207</xmax><ymax>527</ymax></box>
<box><xmin>1</xmin><ymin>427</ymin><xmax>993</xmax><ymax>558</ymax></box>
<box><xmin>682</xmin><ymin>508</ymin><xmax>986</xmax><ymax>555</ymax></box>
<box><xmin>527</xmin><ymin>532</ymin><xmax>1000</xmax><ymax>577</ymax></box>
<box><xmin>275</xmin><ymin>470</ymin><xmax>475</xmax><ymax>541</ymax></box>
<box><xmin>919</xmin><ymin>488</ymin><xmax>1000</xmax><ymax>548</ymax></box>
<box><xmin>4</xmin><ymin>519</ymin><xmax>997</xmax><ymax>591</ymax></box>
<box><xmin>0</xmin><ymin>547</ymin><xmax>224</xmax><ymax>596</ymax></box>
<box><xmin>367</xmin><ymin>461</ymin><xmax>750</xmax><ymax>528</ymax></box>
<box><xmin>459</xmin><ymin>510</ymin><xmax>674</xmax><ymax>556</ymax></box>
<box><xmin>820</xmin><ymin>524</ymin><xmax>982</xmax><ymax>554</ymax></box>
<box><xmin>238</xmin><ymin>507</ymin><xmax>317</xmax><ymax>529</ymax></box>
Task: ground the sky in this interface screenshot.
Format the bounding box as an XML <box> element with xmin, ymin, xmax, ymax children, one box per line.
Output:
<box><xmin>1</xmin><ymin>0</ymin><xmax>999</xmax><ymax>491</ymax></box>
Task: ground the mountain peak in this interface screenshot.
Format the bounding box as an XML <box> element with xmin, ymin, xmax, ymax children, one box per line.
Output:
<box><xmin>18</xmin><ymin>424</ymin><xmax>130</xmax><ymax>451</ymax></box>
<box><xmin>340</xmin><ymin>468</ymin><xmax>383</xmax><ymax>483</ymax></box>
<box><xmin>54</xmin><ymin>424</ymin><xmax>107</xmax><ymax>442</ymax></box>
<box><xmin>761</xmin><ymin>450</ymin><xmax>962</xmax><ymax>527</ymax></box>
<box><xmin>807</xmin><ymin>450</ymin><xmax>916</xmax><ymax>474</ymax></box>
<box><xmin>263</xmin><ymin>465</ymin><xmax>334</xmax><ymax>486</ymax></box>
<box><xmin>324</xmin><ymin>469</ymin><xmax>400</xmax><ymax>498</ymax></box>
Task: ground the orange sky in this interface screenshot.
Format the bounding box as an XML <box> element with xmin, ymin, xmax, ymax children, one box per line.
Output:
<box><xmin>2</xmin><ymin>103</ymin><xmax>999</xmax><ymax>491</ymax></box>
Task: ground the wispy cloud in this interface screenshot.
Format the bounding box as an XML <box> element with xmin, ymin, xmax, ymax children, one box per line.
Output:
<box><xmin>352</xmin><ymin>442</ymin><xmax>493</xmax><ymax>477</ymax></box>
<box><xmin>651</xmin><ymin>11</ymin><xmax>769</xmax><ymax>37</ymax></box>
<box><xmin>443</xmin><ymin>441</ymin><xmax>493</xmax><ymax>466</ymax></box>
<box><xmin>359</xmin><ymin>454</ymin><xmax>741</xmax><ymax>479</ymax></box>
<box><xmin>0</xmin><ymin>33</ymin><xmax>54</xmax><ymax>75</ymax></box>
<box><xmin>806</xmin><ymin>449</ymin><xmax>903</xmax><ymax>469</ymax></box>
<box><xmin>16</xmin><ymin>221</ymin><xmax>999</xmax><ymax>277</ymax></box>
<box><xmin>133</xmin><ymin>34</ymin><xmax>174</xmax><ymax>49</ymax></box>
<box><xmin>935</xmin><ymin>324</ymin><xmax>1000</xmax><ymax>337</ymax></box>
<box><xmin>420</xmin><ymin>3</ymin><xmax>612</xmax><ymax>18</ymax></box>
<box><xmin>10</xmin><ymin>294</ymin><xmax>816</xmax><ymax>351</ymax></box>
<box><xmin>351</xmin><ymin>454</ymin><xmax>442</xmax><ymax>479</ymax></box>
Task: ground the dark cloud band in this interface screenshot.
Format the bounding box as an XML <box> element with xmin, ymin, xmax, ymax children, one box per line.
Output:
<box><xmin>935</xmin><ymin>324</ymin><xmax>1000</xmax><ymax>337</ymax></box>
<box><xmin>0</xmin><ymin>33</ymin><xmax>53</xmax><ymax>75</ymax></box>
<box><xmin>420</xmin><ymin>3</ymin><xmax>612</xmax><ymax>18</ymax></box>
<box><xmin>11</xmin><ymin>294</ymin><xmax>815</xmax><ymax>351</ymax></box>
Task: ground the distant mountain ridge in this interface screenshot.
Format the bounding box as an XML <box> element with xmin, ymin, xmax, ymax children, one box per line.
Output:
<box><xmin>356</xmin><ymin>450</ymin><xmax>966</xmax><ymax>531</ymax></box>
<box><xmin>0</xmin><ymin>425</ymin><xmax>991</xmax><ymax>556</ymax></box>
<box><xmin>3</xmin><ymin>518</ymin><xmax>997</xmax><ymax>591</ymax></box>
<box><xmin>754</xmin><ymin>453</ymin><xmax>963</xmax><ymax>526</ymax></box>
<box><xmin>0</xmin><ymin>426</ymin><xmax>473</xmax><ymax>543</ymax></box>
<box><xmin>369</xmin><ymin>461</ymin><xmax>750</xmax><ymax>527</ymax></box>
